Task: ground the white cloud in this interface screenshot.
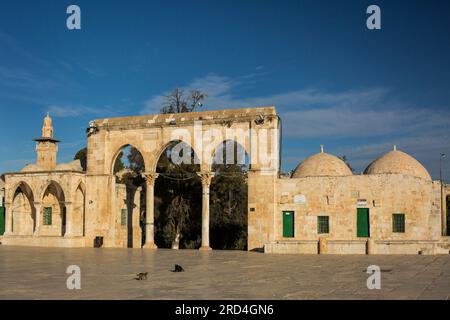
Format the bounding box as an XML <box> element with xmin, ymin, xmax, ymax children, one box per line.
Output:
<box><xmin>140</xmin><ymin>73</ymin><xmax>450</xmax><ymax>179</ymax></box>
<box><xmin>47</xmin><ymin>105</ymin><xmax>118</xmax><ymax>118</ymax></box>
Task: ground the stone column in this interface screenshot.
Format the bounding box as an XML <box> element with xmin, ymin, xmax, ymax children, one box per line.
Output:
<box><xmin>142</xmin><ymin>172</ymin><xmax>159</xmax><ymax>249</ymax></box>
<box><xmin>4</xmin><ymin>203</ymin><xmax>12</xmax><ymax>235</ymax></box>
<box><xmin>64</xmin><ymin>202</ymin><xmax>73</xmax><ymax>238</ymax></box>
<box><xmin>33</xmin><ymin>202</ymin><xmax>42</xmax><ymax>237</ymax></box>
<box><xmin>197</xmin><ymin>172</ymin><xmax>215</xmax><ymax>251</ymax></box>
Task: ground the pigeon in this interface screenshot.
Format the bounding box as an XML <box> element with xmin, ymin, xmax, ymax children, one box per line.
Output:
<box><xmin>172</xmin><ymin>264</ymin><xmax>185</xmax><ymax>273</ymax></box>
<box><xmin>136</xmin><ymin>272</ymin><xmax>148</xmax><ymax>280</ymax></box>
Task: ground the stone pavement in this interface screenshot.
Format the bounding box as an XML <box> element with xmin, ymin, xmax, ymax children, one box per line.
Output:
<box><xmin>0</xmin><ymin>247</ymin><xmax>449</xmax><ymax>300</ymax></box>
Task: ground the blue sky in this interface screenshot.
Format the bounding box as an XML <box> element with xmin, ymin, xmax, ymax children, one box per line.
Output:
<box><xmin>0</xmin><ymin>0</ymin><xmax>449</xmax><ymax>180</ymax></box>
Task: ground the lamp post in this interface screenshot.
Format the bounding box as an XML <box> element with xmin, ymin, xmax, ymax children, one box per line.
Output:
<box><xmin>440</xmin><ymin>153</ymin><xmax>446</xmax><ymax>236</ymax></box>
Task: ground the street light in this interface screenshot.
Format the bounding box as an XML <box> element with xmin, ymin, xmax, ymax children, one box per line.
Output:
<box><xmin>440</xmin><ymin>153</ymin><xmax>446</xmax><ymax>236</ymax></box>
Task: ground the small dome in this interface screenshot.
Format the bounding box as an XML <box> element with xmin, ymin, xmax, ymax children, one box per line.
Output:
<box><xmin>292</xmin><ymin>151</ymin><xmax>353</xmax><ymax>178</ymax></box>
<box><xmin>21</xmin><ymin>164</ymin><xmax>44</xmax><ymax>173</ymax></box>
<box><xmin>55</xmin><ymin>160</ymin><xmax>83</xmax><ymax>171</ymax></box>
<box><xmin>364</xmin><ymin>149</ymin><xmax>431</xmax><ymax>180</ymax></box>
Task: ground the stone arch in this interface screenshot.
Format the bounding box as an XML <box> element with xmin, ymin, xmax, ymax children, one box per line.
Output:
<box><xmin>40</xmin><ymin>180</ymin><xmax>66</xmax><ymax>236</ymax></box>
<box><xmin>11</xmin><ymin>182</ymin><xmax>35</xmax><ymax>235</ymax></box>
<box><xmin>8</xmin><ymin>181</ymin><xmax>34</xmax><ymax>205</ymax></box>
<box><xmin>446</xmin><ymin>194</ymin><xmax>450</xmax><ymax>236</ymax></box>
<box><xmin>209</xmin><ymin>139</ymin><xmax>250</xmax><ymax>172</ymax></box>
<box><xmin>151</xmin><ymin>139</ymin><xmax>201</xmax><ymax>173</ymax></box>
<box><xmin>153</xmin><ymin>139</ymin><xmax>202</xmax><ymax>249</ymax></box>
<box><xmin>39</xmin><ymin>180</ymin><xmax>66</xmax><ymax>203</ymax></box>
<box><xmin>209</xmin><ymin>140</ymin><xmax>249</xmax><ymax>250</ymax></box>
<box><xmin>73</xmin><ymin>181</ymin><xmax>86</xmax><ymax>236</ymax></box>
<box><xmin>110</xmin><ymin>144</ymin><xmax>147</xmax><ymax>175</ymax></box>
<box><xmin>73</xmin><ymin>179</ymin><xmax>86</xmax><ymax>196</ymax></box>
<box><xmin>110</xmin><ymin>145</ymin><xmax>145</xmax><ymax>248</ymax></box>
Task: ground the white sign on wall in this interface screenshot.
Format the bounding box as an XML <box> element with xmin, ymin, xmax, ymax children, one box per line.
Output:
<box><xmin>357</xmin><ymin>199</ymin><xmax>368</xmax><ymax>207</ymax></box>
<box><xmin>294</xmin><ymin>194</ymin><xmax>306</xmax><ymax>204</ymax></box>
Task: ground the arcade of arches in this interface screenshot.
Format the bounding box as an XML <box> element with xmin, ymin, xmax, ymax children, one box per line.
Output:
<box><xmin>1</xmin><ymin>107</ymin><xmax>450</xmax><ymax>254</ymax></box>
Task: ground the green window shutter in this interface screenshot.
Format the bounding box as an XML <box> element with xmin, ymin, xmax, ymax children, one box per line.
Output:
<box><xmin>317</xmin><ymin>216</ymin><xmax>329</xmax><ymax>234</ymax></box>
<box><xmin>0</xmin><ymin>206</ymin><xmax>5</xmax><ymax>235</ymax></box>
<box><xmin>43</xmin><ymin>207</ymin><xmax>52</xmax><ymax>225</ymax></box>
<box><xmin>121</xmin><ymin>209</ymin><xmax>127</xmax><ymax>226</ymax></box>
<box><xmin>357</xmin><ymin>208</ymin><xmax>370</xmax><ymax>237</ymax></box>
<box><xmin>392</xmin><ymin>213</ymin><xmax>405</xmax><ymax>233</ymax></box>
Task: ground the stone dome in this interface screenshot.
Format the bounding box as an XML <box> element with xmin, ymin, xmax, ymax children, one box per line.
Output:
<box><xmin>292</xmin><ymin>150</ymin><xmax>353</xmax><ymax>178</ymax></box>
<box><xmin>55</xmin><ymin>160</ymin><xmax>83</xmax><ymax>171</ymax></box>
<box><xmin>21</xmin><ymin>164</ymin><xmax>44</xmax><ymax>173</ymax></box>
<box><xmin>364</xmin><ymin>149</ymin><xmax>431</xmax><ymax>180</ymax></box>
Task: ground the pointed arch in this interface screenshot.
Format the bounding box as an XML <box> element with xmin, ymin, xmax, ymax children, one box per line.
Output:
<box><xmin>209</xmin><ymin>140</ymin><xmax>249</xmax><ymax>250</ymax></box>
<box><xmin>8</xmin><ymin>181</ymin><xmax>34</xmax><ymax>205</ymax></box>
<box><xmin>151</xmin><ymin>139</ymin><xmax>201</xmax><ymax>173</ymax></box>
<box><xmin>72</xmin><ymin>181</ymin><xmax>86</xmax><ymax>237</ymax></box>
<box><xmin>40</xmin><ymin>180</ymin><xmax>66</xmax><ymax>236</ymax></box>
<box><xmin>73</xmin><ymin>180</ymin><xmax>86</xmax><ymax>198</ymax></box>
<box><xmin>210</xmin><ymin>139</ymin><xmax>250</xmax><ymax>172</ymax></box>
<box><xmin>39</xmin><ymin>180</ymin><xmax>65</xmax><ymax>203</ymax></box>
<box><xmin>110</xmin><ymin>144</ymin><xmax>147</xmax><ymax>175</ymax></box>
<box><xmin>11</xmin><ymin>181</ymin><xmax>35</xmax><ymax>235</ymax></box>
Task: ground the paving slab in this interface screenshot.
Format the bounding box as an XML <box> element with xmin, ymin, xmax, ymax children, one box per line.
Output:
<box><xmin>0</xmin><ymin>247</ymin><xmax>449</xmax><ymax>300</ymax></box>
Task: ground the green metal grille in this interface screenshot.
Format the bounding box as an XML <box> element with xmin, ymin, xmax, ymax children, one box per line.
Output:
<box><xmin>317</xmin><ymin>216</ymin><xmax>329</xmax><ymax>234</ymax></box>
<box><xmin>43</xmin><ymin>207</ymin><xmax>52</xmax><ymax>225</ymax></box>
<box><xmin>392</xmin><ymin>213</ymin><xmax>405</xmax><ymax>233</ymax></box>
<box><xmin>121</xmin><ymin>209</ymin><xmax>127</xmax><ymax>226</ymax></box>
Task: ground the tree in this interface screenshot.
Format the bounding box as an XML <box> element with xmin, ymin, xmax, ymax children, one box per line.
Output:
<box><xmin>163</xmin><ymin>196</ymin><xmax>191</xmax><ymax>250</ymax></box>
<box><xmin>160</xmin><ymin>88</ymin><xmax>207</xmax><ymax>114</ymax></box>
<box><xmin>74</xmin><ymin>147</ymin><xmax>87</xmax><ymax>171</ymax></box>
<box><xmin>153</xmin><ymin>88</ymin><xmax>207</xmax><ymax>249</ymax></box>
<box><xmin>210</xmin><ymin>143</ymin><xmax>248</xmax><ymax>250</ymax></box>
<box><xmin>128</xmin><ymin>146</ymin><xmax>145</xmax><ymax>172</ymax></box>
<box><xmin>154</xmin><ymin>141</ymin><xmax>202</xmax><ymax>249</ymax></box>
<box><xmin>339</xmin><ymin>155</ymin><xmax>354</xmax><ymax>173</ymax></box>
<box><xmin>113</xmin><ymin>151</ymin><xmax>125</xmax><ymax>174</ymax></box>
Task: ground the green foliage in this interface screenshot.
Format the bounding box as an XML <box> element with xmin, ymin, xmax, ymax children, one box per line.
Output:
<box><xmin>128</xmin><ymin>146</ymin><xmax>145</xmax><ymax>172</ymax></box>
<box><xmin>113</xmin><ymin>151</ymin><xmax>125</xmax><ymax>174</ymax></box>
<box><xmin>74</xmin><ymin>147</ymin><xmax>87</xmax><ymax>171</ymax></box>
<box><xmin>210</xmin><ymin>163</ymin><xmax>248</xmax><ymax>250</ymax></box>
<box><xmin>154</xmin><ymin>142</ymin><xmax>202</xmax><ymax>249</ymax></box>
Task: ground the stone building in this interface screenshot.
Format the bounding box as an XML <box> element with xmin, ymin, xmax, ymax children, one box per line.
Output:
<box><xmin>1</xmin><ymin>107</ymin><xmax>449</xmax><ymax>254</ymax></box>
<box><xmin>0</xmin><ymin>175</ymin><xmax>5</xmax><ymax>237</ymax></box>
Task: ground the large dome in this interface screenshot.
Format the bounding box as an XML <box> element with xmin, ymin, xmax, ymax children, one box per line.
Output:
<box><xmin>292</xmin><ymin>151</ymin><xmax>353</xmax><ymax>178</ymax></box>
<box><xmin>364</xmin><ymin>149</ymin><xmax>431</xmax><ymax>180</ymax></box>
<box><xmin>21</xmin><ymin>164</ymin><xmax>44</xmax><ymax>173</ymax></box>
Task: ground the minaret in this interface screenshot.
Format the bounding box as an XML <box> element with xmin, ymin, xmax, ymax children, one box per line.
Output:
<box><xmin>33</xmin><ymin>113</ymin><xmax>60</xmax><ymax>170</ymax></box>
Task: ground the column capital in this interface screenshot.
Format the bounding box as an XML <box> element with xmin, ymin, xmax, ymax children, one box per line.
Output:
<box><xmin>141</xmin><ymin>172</ymin><xmax>159</xmax><ymax>186</ymax></box>
<box><xmin>197</xmin><ymin>171</ymin><xmax>215</xmax><ymax>188</ymax></box>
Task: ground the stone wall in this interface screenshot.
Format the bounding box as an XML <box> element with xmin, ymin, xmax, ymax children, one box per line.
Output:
<box><xmin>270</xmin><ymin>173</ymin><xmax>442</xmax><ymax>254</ymax></box>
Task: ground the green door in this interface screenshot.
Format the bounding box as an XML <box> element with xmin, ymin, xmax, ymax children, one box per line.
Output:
<box><xmin>283</xmin><ymin>211</ymin><xmax>295</xmax><ymax>238</ymax></box>
<box><xmin>0</xmin><ymin>207</ymin><xmax>5</xmax><ymax>236</ymax></box>
<box><xmin>446</xmin><ymin>196</ymin><xmax>450</xmax><ymax>236</ymax></box>
<box><xmin>357</xmin><ymin>208</ymin><xmax>370</xmax><ymax>237</ymax></box>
